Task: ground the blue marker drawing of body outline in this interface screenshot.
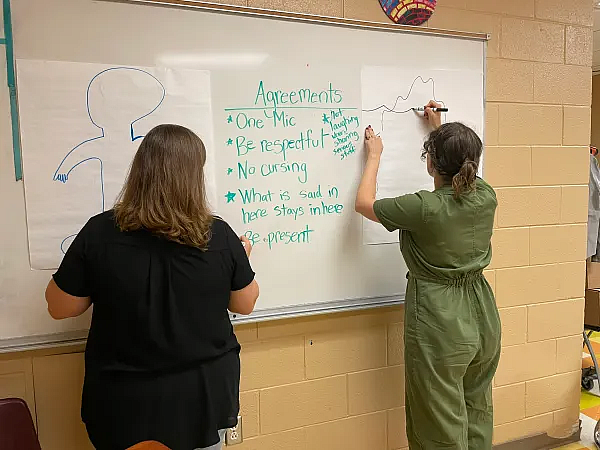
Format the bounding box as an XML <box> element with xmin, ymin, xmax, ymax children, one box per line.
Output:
<box><xmin>54</xmin><ymin>67</ymin><xmax>166</xmax><ymax>254</ymax></box>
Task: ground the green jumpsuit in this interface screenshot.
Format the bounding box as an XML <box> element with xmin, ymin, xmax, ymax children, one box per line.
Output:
<box><xmin>373</xmin><ymin>178</ymin><xmax>501</xmax><ymax>450</ymax></box>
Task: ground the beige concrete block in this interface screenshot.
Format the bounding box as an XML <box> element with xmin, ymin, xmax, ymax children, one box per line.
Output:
<box><xmin>561</xmin><ymin>185</ymin><xmax>589</xmax><ymax>224</ymax></box>
<box><xmin>240</xmin><ymin>391</ymin><xmax>259</xmax><ymax>438</ymax></box>
<box><xmin>498</xmin><ymin>105</ymin><xmax>562</xmax><ymax>146</ymax></box>
<box><xmin>531</xmin><ymin>146</ymin><xmax>590</xmax><ymax>186</ymax></box>
<box><xmin>433</xmin><ymin>0</ymin><xmax>467</xmax><ymax>7</ymax></box>
<box><xmin>487</xmin><ymin>59</ymin><xmax>534</xmax><ymax>103</ymax></box>
<box><xmin>495</xmin><ymin>265</ymin><xmax>560</xmax><ymax>308</ymax></box>
<box><xmin>248</xmin><ymin>0</ymin><xmax>284</xmax><ymax>10</ymax></box>
<box><xmin>493</xmin><ymin>383</ymin><xmax>526</xmax><ymax>426</ymax></box>
<box><xmin>240</xmin><ymin>336</ymin><xmax>305</xmax><ymax>391</ymax></box>
<box><xmin>343</xmin><ymin>0</ymin><xmax>389</xmax><ymax>22</ymax></box>
<box><xmin>484</xmin><ymin>147</ymin><xmax>531</xmax><ymax>188</ymax></box>
<box><xmin>557</xmin><ymin>335</ymin><xmax>585</xmax><ymax>374</ymax></box>
<box><xmin>496</xmin><ymin>187</ymin><xmax>561</xmax><ymax>227</ymax></box>
<box><xmin>527</xmin><ymin>299</ymin><xmax>584</xmax><ymax>342</ymax></box>
<box><xmin>305</xmin><ymin>412</ymin><xmax>387</xmax><ymax>450</ymax></box>
<box><xmin>530</xmin><ymin>224</ymin><xmax>587</xmax><ymax>264</ymax></box>
<box><xmin>535</xmin><ymin>0</ymin><xmax>594</xmax><ymax>26</ymax></box>
<box><xmin>552</xmin><ymin>404</ymin><xmax>581</xmax><ymax>439</ymax></box>
<box><xmin>283</xmin><ymin>0</ymin><xmax>343</xmax><ymax>16</ymax></box>
<box><xmin>427</xmin><ymin>7</ymin><xmax>501</xmax><ymax>57</ymax></box>
<box><xmin>525</xmin><ymin>371</ymin><xmax>581</xmax><ymax>416</ymax></box>
<box><xmin>564</xmin><ymin>106</ymin><xmax>591</xmax><ymax>146</ymax></box>
<box><xmin>493</xmin><ymin>413</ymin><xmax>553</xmax><ymax>445</ymax></box>
<box><xmin>494</xmin><ymin>204</ymin><xmax>499</xmax><ymax>229</ymax></box>
<box><xmin>388</xmin><ymin>322</ymin><xmax>404</xmax><ymax>366</ymax></box>
<box><xmin>486</xmin><ymin>105</ymin><xmax>499</xmax><ymax>146</ymax></box>
<box><xmin>489</xmin><ymin>227</ymin><xmax>530</xmax><ymax>269</ymax></box>
<box><xmin>495</xmin><ymin>340</ymin><xmax>556</xmax><ymax>386</ymax></box>
<box><xmin>235</xmin><ymin>323</ymin><xmax>258</xmax><ymax>343</ymax></box>
<box><xmin>33</xmin><ymin>354</ymin><xmax>93</xmax><ymax>450</ymax></box>
<box><xmin>499</xmin><ymin>307</ymin><xmax>527</xmax><ymax>346</ymax></box>
<box><xmin>305</xmin><ymin>326</ymin><xmax>386</xmax><ymax>378</ymax></box>
<box><xmin>0</xmin><ymin>372</ymin><xmax>31</xmax><ymax>406</ymax></box>
<box><xmin>258</xmin><ymin>306</ymin><xmax>403</xmax><ymax>339</ymax></box>
<box><xmin>484</xmin><ymin>270</ymin><xmax>496</xmax><ymax>294</ymax></box>
<box><xmin>495</xmin><ymin>263</ymin><xmax>584</xmax><ymax>305</ymax></box>
<box><xmin>0</xmin><ymin>359</ymin><xmax>36</xmax><ymax>424</ymax></box>
<box><xmin>348</xmin><ymin>366</ymin><xmax>404</xmax><ymax>415</ymax></box>
<box><xmin>501</xmin><ymin>18</ymin><xmax>564</xmax><ymax>63</ymax></box>
<box><xmin>534</xmin><ymin>64</ymin><xmax>592</xmax><ymax>106</ymax></box>
<box><xmin>465</xmin><ymin>0</ymin><xmax>534</xmax><ymax>17</ymax></box>
<box><xmin>210</xmin><ymin>0</ymin><xmax>246</xmax><ymax>5</ymax></box>
<box><xmin>230</xmin><ymin>429</ymin><xmax>306</xmax><ymax>450</ymax></box>
<box><xmin>388</xmin><ymin>407</ymin><xmax>408</xmax><ymax>450</ymax></box>
<box><xmin>559</xmin><ymin>261</ymin><xmax>586</xmax><ymax>300</ymax></box>
<box><xmin>260</xmin><ymin>376</ymin><xmax>347</xmax><ymax>433</ymax></box>
<box><xmin>442</xmin><ymin>0</ymin><xmax>468</xmax><ymax>6</ymax></box>
<box><xmin>566</xmin><ymin>26</ymin><xmax>593</xmax><ymax>66</ymax></box>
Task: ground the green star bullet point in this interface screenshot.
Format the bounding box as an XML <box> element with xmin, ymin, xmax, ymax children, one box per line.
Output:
<box><xmin>227</xmin><ymin>115</ymin><xmax>233</xmax><ymax>123</ymax></box>
<box><xmin>225</xmin><ymin>191</ymin><xmax>236</xmax><ymax>203</ymax></box>
<box><xmin>227</xmin><ymin>168</ymin><xmax>233</xmax><ymax>175</ymax></box>
<box><xmin>226</xmin><ymin>138</ymin><xmax>233</xmax><ymax>146</ymax></box>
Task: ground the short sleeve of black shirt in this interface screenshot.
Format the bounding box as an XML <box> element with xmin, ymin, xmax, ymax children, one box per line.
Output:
<box><xmin>222</xmin><ymin>221</ymin><xmax>255</xmax><ymax>291</ymax></box>
<box><xmin>53</xmin><ymin>221</ymin><xmax>91</xmax><ymax>298</ymax></box>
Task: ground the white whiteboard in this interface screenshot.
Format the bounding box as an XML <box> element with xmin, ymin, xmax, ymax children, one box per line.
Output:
<box><xmin>0</xmin><ymin>0</ymin><xmax>485</xmax><ymax>346</ymax></box>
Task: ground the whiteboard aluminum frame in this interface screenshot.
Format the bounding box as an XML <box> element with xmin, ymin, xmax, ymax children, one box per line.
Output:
<box><xmin>0</xmin><ymin>331</ymin><xmax>88</xmax><ymax>354</ymax></box>
<box><xmin>230</xmin><ymin>294</ymin><xmax>403</xmax><ymax>323</ymax></box>
<box><xmin>2</xmin><ymin>0</ymin><xmax>488</xmax><ymax>351</ymax></box>
<box><xmin>0</xmin><ymin>294</ymin><xmax>403</xmax><ymax>353</ymax></box>
<box><xmin>103</xmin><ymin>0</ymin><xmax>490</xmax><ymax>42</ymax></box>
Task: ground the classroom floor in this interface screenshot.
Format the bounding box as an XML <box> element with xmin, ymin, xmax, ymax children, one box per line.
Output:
<box><xmin>553</xmin><ymin>334</ymin><xmax>600</xmax><ymax>450</ymax></box>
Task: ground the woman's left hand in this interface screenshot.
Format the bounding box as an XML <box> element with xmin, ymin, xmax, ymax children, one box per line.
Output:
<box><xmin>365</xmin><ymin>126</ymin><xmax>383</xmax><ymax>159</ymax></box>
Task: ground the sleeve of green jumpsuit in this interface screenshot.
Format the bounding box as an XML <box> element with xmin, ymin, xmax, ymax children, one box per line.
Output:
<box><xmin>373</xmin><ymin>193</ymin><xmax>425</xmax><ymax>232</ymax></box>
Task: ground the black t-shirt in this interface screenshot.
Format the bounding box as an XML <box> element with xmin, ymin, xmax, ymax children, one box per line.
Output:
<box><xmin>53</xmin><ymin>211</ymin><xmax>254</xmax><ymax>449</ymax></box>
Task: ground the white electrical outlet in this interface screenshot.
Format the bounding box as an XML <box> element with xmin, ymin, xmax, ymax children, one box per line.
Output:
<box><xmin>225</xmin><ymin>416</ymin><xmax>243</xmax><ymax>446</ymax></box>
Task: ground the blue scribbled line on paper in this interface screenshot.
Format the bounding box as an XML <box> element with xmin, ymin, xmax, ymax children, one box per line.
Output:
<box><xmin>53</xmin><ymin>67</ymin><xmax>166</xmax><ymax>254</ymax></box>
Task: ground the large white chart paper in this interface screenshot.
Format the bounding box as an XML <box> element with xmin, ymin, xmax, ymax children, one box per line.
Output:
<box><xmin>361</xmin><ymin>66</ymin><xmax>484</xmax><ymax>245</ymax></box>
<box><xmin>17</xmin><ymin>60</ymin><xmax>217</xmax><ymax>269</ymax></box>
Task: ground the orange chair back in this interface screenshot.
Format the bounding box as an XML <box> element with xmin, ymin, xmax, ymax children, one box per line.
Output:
<box><xmin>127</xmin><ymin>441</ymin><xmax>171</xmax><ymax>450</ymax></box>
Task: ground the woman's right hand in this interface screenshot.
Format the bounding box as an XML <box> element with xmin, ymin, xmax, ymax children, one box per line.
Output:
<box><xmin>365</xmin><ymin>126</ymin><xmax>383</xmax><ymax>159</ymax></box>
<box><xmin>240</xmin><ymin>236</ymin><xmax>252</xmax><ymax>258</ymax></box>
<box><xmin>424</xmin><ymin>100</ymin><xmax>442</xmax><ymax>130</ymax></box>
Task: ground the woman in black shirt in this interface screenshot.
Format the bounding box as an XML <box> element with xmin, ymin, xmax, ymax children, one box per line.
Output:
<box><xmin>45</xmin><ymin>124</ymin><xmax>259</xmax><ymax>450</ymax></box>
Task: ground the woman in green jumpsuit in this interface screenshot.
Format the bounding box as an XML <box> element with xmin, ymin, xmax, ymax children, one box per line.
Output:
<box><xmin>355</xmin><ymin>102</ymin><xmax>501</xmax><ymax>450</ymax></box>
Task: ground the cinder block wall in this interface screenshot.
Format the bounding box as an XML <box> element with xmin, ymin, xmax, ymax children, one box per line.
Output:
<box><xmin>230</xmin><ymin>0</ymin><xmax>593</xmax><ymax>448</ymax></box>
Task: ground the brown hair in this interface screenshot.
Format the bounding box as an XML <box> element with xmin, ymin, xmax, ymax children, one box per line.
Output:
<box><xmin>421</xmin><ymin>122</ymin><xmax>482</xmax><ymax>199</ymax></box>
<box><xmin>114</xmin><ymin>124</ymin><xmax>213</xmax><ymax>249</ymax></box>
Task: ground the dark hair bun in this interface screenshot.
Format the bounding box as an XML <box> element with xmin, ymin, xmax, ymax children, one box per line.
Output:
<box><xmin>452</xmin><ymin>160</ymin><xmax>477</xmax><ymax>199</ymax></box>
